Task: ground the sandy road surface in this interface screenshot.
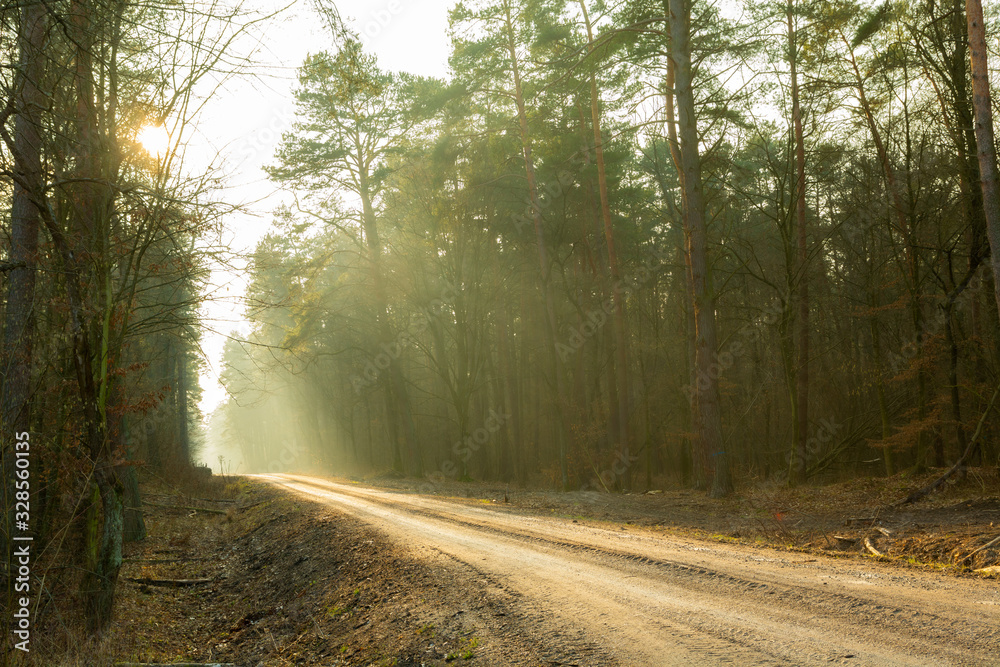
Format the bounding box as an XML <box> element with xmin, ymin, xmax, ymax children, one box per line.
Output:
<box><xmin>255</xmin><ymin>474</ymin><xmax>999</xmax><ymax>666</ymax></box>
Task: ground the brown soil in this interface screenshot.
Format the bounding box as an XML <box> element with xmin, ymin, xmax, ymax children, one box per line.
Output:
<box><xmin>32</xmin><ymin>477</ymin><xmax>572</xmax><ymax>666</ymax></box>
<box><xmin>28</xmin><ymin>467</ymin><xmax>1000</xmax><ymax>666</ymax></box>
<box><xmin>257</xmin><ymin>473</ymin><xmax>1000</xmax><ymax>665</ymax></box>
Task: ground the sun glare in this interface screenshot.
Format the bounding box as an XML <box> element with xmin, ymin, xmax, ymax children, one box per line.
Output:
<box><xmin>137</xmin><ymin>124</ymin><xmax>171</xmax><ymax>157</ymax></box>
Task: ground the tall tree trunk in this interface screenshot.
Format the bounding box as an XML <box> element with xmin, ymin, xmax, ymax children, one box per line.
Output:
<box><xmin>664</xmin><ymin>53</ymin><xmax>704</xmax><ymax>489</ymax></box>
<box><xmin>65</xmin><ymin>0</ymin><xmax>124</xmax><ymax>631</ymax></box>
<box><xmin>359</xmin><ymin>174</ymin><xmax>419</xmax><ymax>475</ymax></box>
<box><xmin>579</xmin><ymin>0</ymin><xmax>632</xmax><ymax>490</ymax></box>
<box><xmin>496</xmin><ymin>300</ymin><xmax>519</xmax><ymax>483</ymax></box>
<box><xmin>575</xmin><ymin>101</ymin><xmax>619</xmax><ymax>458</ymax></box>
<box><xmin>869</xmin><ymin>305</ymin><xmax>895</xmax><ymax>475</ymax></box>
<box><xmin>176</xmin><ymin>349</ymin><xmax>190</xmax><ymax>465</ymax></box>
<box><xmin>669</xmin><ymin>0</ymin><xmax>732</xmax><ymax>497</ymax></box>
<box><xmin>940</xmin><ymin>0</ymin><xmax>984</xmax><ymax>462</ymax></box>
<box><xmin>113</xmin><ymin>390</ymin><xmax>145</xmax><ymax>543</ymax></box>
<box><xmin>503</xmin><ymin>0</ymin><xmax>574</xmax><ymax>490</ymax></box>
<box><xmin>967</xmin><ymin>0</ymin><xmax>1000</xmax><ymax>322</ymax></box>
<box><xmin>81</xmin><ymin>470</ymin><xmax>124</xmax><ymax>632</ymax></box>
<box><xmin>122</xmin><ymin>465</ymin><xmax>146</xmax><ymax>543</ymax></box>
<box><xmin>846</xmin><ymin>39</ymin><xmax>926</xmax><ymax>471</ymax></box>
<box><xmin>788</xmin><ymin>4</ymin><xmax>809</xmax><ymax>484</ymax></box>
<box><xmin>2</xmin><ymin>0</ymin><xmax>46</xmax><ymax>579</ymax></box>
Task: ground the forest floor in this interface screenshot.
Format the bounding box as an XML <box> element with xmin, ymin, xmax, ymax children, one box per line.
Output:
<box><xmin>31</xmin><ymin>466</ymin><xmax>1000</xmax><ymax>666</ymax></box>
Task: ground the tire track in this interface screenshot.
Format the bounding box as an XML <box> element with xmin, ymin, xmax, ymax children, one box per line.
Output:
<box><xmin>256</xmin><ymin>474</ymin><xmax>1000</xmax><ymax>666</ymax></box>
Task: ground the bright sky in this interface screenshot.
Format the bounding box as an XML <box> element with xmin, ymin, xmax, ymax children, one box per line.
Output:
<box><xmin>192</xmin><ymin>0</ymin><xmax>454</xmax><ymax>421</ymax></box>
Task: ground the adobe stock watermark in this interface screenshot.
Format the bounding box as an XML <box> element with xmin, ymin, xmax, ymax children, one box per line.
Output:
<box><xmin>773</xmin><ymin>417</ymin><xmax>844</xmax><ymax>483</ymax></box>
<box><xmin>263</xmin><ymin>436</ymin><xmax>307</xmax><ymax>473</ymax></box>
<box><xmin>557</xmin><ymin>246</ymin><xmax>674</xmax><ymax>361</ymax></box>
<box><xmin>358</xmin><ymin>0</ymin><xmax>404</xmax><ymax>45</ymax></box>
<box><xmin>417</xmin><ymin>409</ymin><xmax>510</xmax><ymax>493</ymax></box>
<box><xmin>11</xmin><ymin>430</ymin><xmax>32</xmax><ymax>653</ymax></box>
<box><xmin>580</xmin><ymin>448</ymin><xmax>640</xmax><ymax>492</ymax></box>
<box><xmin>236</xmin><ymin>104</ymin><xmax>296</xmax><ymax>165</ymax></box>
<box><xmin>351</xmin><ymin>281</ymin><xmax>460</xmax><ymax>393</ymax></box>
<box><xmin>510</xmin><ymin>151</ymin><xmax>590</xmax><ymax>234</ymax></box>
<box><xmin>683</xmin><ymin>291</ymin><xmax>788</xmax><ymax>402</ymax></box>
<box><xmin>884</xmin><ymin>278</ymin><xmax>979</xmax><ymax>375</ymax></box>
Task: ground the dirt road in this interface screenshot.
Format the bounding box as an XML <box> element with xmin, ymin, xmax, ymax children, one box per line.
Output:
<box><xmin>256</xmin><ymin>474</ymin><xmax>999</xmax><ymax>666</ymax></box>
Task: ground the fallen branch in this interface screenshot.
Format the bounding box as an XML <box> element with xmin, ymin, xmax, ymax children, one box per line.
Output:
<box><xmin>863</xmin><ymin>537</ymin><xmax>883</xmax><ymax>557</ymax></box>
<box><xmin>144</xmin><ymin>493</ymin><xmax>236</xmax><ymax>503</ymax></box>
<box><xmin>899</xmin><ymin>381</ymin><xmax>1000</xmax><ymax>506</ymax></box>
<box><xmin>142</xmin><ymin>500</ymin><xmax>227</xmax><ymax>515</ymax></box>
<box><xmin>963</xmin><ymin>535</ymin><xmax>1000</xmax><ymax>564</ymax></box>
<box><xmin>123</xmin><ymin>557</ymin><xmax>210</xmax><ymax>564</ymax></box>
<box><xmin>833</xmin><ymin>535</ymin><xmax>856</xmax><ymax>542</ymax></box>
<box><xmin>116</xmin><ymin>663</ymin><xmax>236</xmax><ymax>667</ymax></box>
<box><xmin>237</xmin><ymin>500</ymin><xmax>267</xmax><ymax>511</ymax></box>
<box><xmin>875</xmin><ymin>526</ymin><xmax>893</xmax><ymax>537</ymax></box>
<box><xmin>126</xmin><ymin>577</ymin><xmax>212</xmax><ymax>587</ymax></box>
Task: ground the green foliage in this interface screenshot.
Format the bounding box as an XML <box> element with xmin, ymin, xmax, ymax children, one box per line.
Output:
<box><xmin>217</xmin><ymin>0</ymin><xmax>999</xmax><ymax>511</ymax></box>
<box><xmin>851</xmin><ymin>1</ymin><xmax>893</xmax><ymax>48</ymax></box>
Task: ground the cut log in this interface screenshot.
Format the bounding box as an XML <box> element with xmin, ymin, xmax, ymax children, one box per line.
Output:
<box><xmin>899</xmin><ymin>382</ymin><xmax>1000</xmax><ymax>505</ymax></box>
<box><xmin>127</xmin><ymin>577</ymin><xmax>212</xmax><ymax>587</ymax></box>
<box><xmin>863</xmin><ymin>537</ymin><xmax>883</xmax><ymax>557</ymax></box>
<box><xmin>142</xmin><ymin>501</ymin><xmax>228</xmax><ymax>515</ymax></box>
<box><xmin>237</xmin><ymin>500</ymin><xmax>266</xmax><ymax>511</ymax></box>
<box><xmin>116</xmin><ymin>664</ymin><xmax>234</xmax><ymax>667</ymax></box>
<box><xmin>123</xmin><ymin>557</ymin><xmax>210</xmax><ymax>564</ymax></box>
<box><xmin>963</xmin><ymin>534</ymin><xmax>1000</xmax><ymax>563</ymax></box>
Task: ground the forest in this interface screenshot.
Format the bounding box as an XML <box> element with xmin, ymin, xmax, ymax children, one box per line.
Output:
<box><xmin>222</xmin><ymin>0</ymin><xmax>1000</xmax><ymax>499</ymax></box>
<box><xmin>1</xmin><ymin>0</ymin><xmax>1000</xmax><ymax>650</ymax></box>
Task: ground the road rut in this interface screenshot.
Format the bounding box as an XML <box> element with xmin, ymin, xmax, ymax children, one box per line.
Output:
<box><xmin>255</xmin><ymin>474</ymin><xmax>999</xmax><ymax>666</ymax></box>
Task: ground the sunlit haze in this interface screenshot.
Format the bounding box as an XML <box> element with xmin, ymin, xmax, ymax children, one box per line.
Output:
<box><xmin>11</xmin><ymin>0</ymin><xmax>1000</xmax><ymax>657</ymax></box>
<box><xmin>194</xmin><ymin>0</ymin><xmax>454</xmax><ymax>435</ymax></box>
